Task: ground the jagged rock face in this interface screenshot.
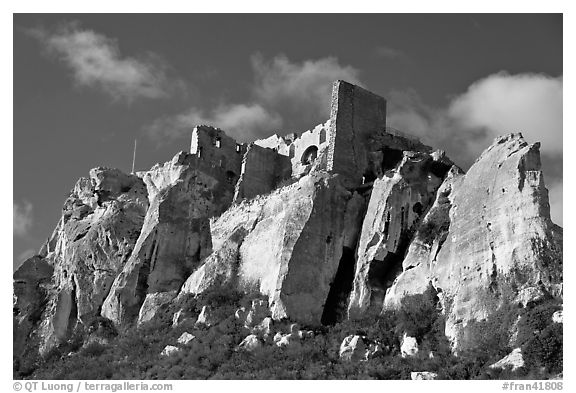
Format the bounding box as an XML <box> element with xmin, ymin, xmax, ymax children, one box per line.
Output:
<box><xmin>102</xmin><ymin>152</ymin><xmax>232</xmax><ymax>326</ymax></box>
<box><xmin>177</xmin><ymin>171</ymin><xmax>365</xmax><ymax>325</ymax></box>
<box><xmin>384</xmin><ymin>134</ymin><xmax>563</xmax><ymax>346</ymax></box>
<box><xmin>30</xmin><ymin>168</ymin><xmax>148</xmax><ymax>354</ymax></box>
<box><xmin>348</xmin><ymin>151</ymin><xmax>451</xmax><ymax>317</ymax></box>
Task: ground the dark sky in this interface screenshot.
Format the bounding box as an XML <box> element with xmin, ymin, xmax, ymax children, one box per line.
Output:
<box><xmin>13</xmin><ymin>14</ymin><xmax>563</xmax><ymax>270</ymax></box>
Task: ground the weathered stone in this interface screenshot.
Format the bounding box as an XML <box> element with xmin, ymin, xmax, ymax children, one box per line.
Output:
<box><xmin>177</xmin><ymin>332</ymin><xmax>196</xmax><ymax>345</ymax></box>
<box><xmin>30</xmin><ymin>168</ymin><xmax>148</xmax><ymax>355</ymax></box>
<box><xmin>252</xmin><ymin>317</ymin><xmax>273</xmax><ymax>338</ymax></box>
<box><xmin>339</xmin><ymin>335</ymin><xmax>367</xmax><ymax>361</ymax></box>
<box><xmin>195</xmin><ymin>305</ymin><xmax>214</xmax><ymax>327</ymax></box>
<box><xmin>102</xmin><ymin>152</ymin><xmax>233</xmax><ymax>326</ymax></box>
<box><xmin>137</xmin><ymin>291</ymin><xmax>177</xmax><ymax>325</ymax></box>
<box><xmin>490</xmin><ymin>348</ymin><xmax>525</xmax><ymax>371</ymax></box>
<box><xmin>411</xmin><ymin>372</ymin><xmax>438</xmax><ymax>380</ymax></box>
<box><xmin>552</xmin><ymin>310</ymin><xmax>563</xmax><ymax>324</ymax></box>
<box><xmin>238</xmin><ymin>334</ymin><xmax>262</xmax><ymax>352</ymax></box>
<box><xmin>348</xmin><ymin>151</ymin><xmax>447</xmax><ymax>317</ymax></box>
<box><xmin>401</xmin><ymin>333</ymin><xmax>419</xmax><ymax>358</ymax></box>
<box><xmin>160</xmin><ymin>345</ymin><xmax>180</xmax><ymax>357</ymax></box>
<box><xmin>384</xmin><ymin>134</ymin><xmax>562</xmax><ymax>348</ymax></box>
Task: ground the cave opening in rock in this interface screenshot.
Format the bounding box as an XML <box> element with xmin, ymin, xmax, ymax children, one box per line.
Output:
<box><xmin>366</xmin><ymin>231</ymin><xmax>413</xmax><ymax>308</ymax></box>
<box><xmin>67</xmin><ymin>280</ymin><xmax>78</xmax><ymax>335</ymax></box>
<box><xmin>321</xmin><ymin>247</ymin><xmax>357</xmax><ymax>325</ymax></box>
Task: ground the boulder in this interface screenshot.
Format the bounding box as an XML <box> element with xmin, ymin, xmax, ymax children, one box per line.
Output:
<box><xmin>195</xmin><ymin>306</ymin><xmax>214</xmax><ymax>327</ymax></box>
<box><xmin>411</xmin><ymin>372</ymin><xmax>438</xmax><ymax>380</ymax></box>
<box><xmin>160</xmin><ymin>345</ymin><xmax>180</xmax><ymax>357</ymax></box>
<box><xmin>238</xmin><ymin>334</ymin><xmax>262</xmax><ymax>352</ymax></box>
<box><xmin>137</xmin><ymin>291</ymin><xmax>177</xmax><ymax>325</ymax></box>
<box><xmin>177</xmin><ymin>332</ymin><xmax>196</xmax><ymax>345</ymax></box>
<box><xmin>552</xmin><ymin>310</ymin><xmax>563</xmax><ymax>324</ymax></box>
<box><xmin>490</xmin><ymin>348</ymin><xmax>524</xmax><ymax>371</ymax></box>
<box><xmin>401</xmin><ymin>333</ymin><xmax>419</xmax><ymax>358</ymax></box>
<box><xmin>339</xmin><ymin>335</ymin><xmax>367</xmax><ymax>361</ymax></box>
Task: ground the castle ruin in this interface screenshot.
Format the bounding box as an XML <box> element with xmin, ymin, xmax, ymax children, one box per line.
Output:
<box><xmin>184</xmin><ymin>80</ymin><xmax>433</xmax><ymax>202</ymax></box>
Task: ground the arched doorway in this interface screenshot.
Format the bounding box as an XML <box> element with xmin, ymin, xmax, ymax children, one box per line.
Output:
<box><xmin>301</xmin><ymin>145</ymin><xmax>318</xmax><ymax>165</ymax></box>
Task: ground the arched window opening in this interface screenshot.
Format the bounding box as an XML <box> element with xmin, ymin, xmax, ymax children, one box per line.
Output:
<box><xmin>301</xmin><ymin>145</ymin><xmax>319</xmax><ymax>165</ymax></box>
<box><xmin>214</xmin><ymin>136</ymin><xmax>222</xmax><ymax>148</ymax></box>
<box><xmin>289</xmin><ymin>144</ymin><xmax>295</xmax><ymax>158</ymax></box>
<box><xmin>319</xmin><ymin>128</ymin><xmax>326</xmax><ymax>144</ymax></box>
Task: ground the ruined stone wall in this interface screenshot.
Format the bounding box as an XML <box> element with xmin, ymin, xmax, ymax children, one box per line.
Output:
<box><xmin>233</xmin><ymin>144</ymin><xmax>292</xmax><ymax>202</ymax></box>
<box><xmin>190</xmin><ymin>125</ymin><xmax>246</xmax><ymax>182</ymax></box>
<box><xmin>327</xmin><ymin>80</ymin><xmax>387</xmax><ymax>188</ymax></box>
<box><xmin>254</xmin><ymin>121</ymin><xmax>331</xmax><ymax>177</ymax></box>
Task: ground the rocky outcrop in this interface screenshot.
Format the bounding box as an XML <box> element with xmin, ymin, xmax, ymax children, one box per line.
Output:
<box><xmin>339</xmin><ymin>335</ymin><xmax>367</xmax><ymax>361</ymax></box>
<box><xmin>411</xmin><ymin>372</ymin><xmax>438</xmax><ymax>380</ymax></box>
<box><xmin>490</xmin><ymin>348</ymin><xmax>525</xmax><ymax>371</ymax></box>
<box><xmin>101</xmin><ymin>152</ymin><xmax>232</xmax><ymax>326</ymax></box>
<box><xmin>176</xmin><ymin>171</ymin><xmax>365</xmax><ymax>325</ymax></box>
<box><xmin>25</xmin><ymin>168</ymin><xmax>148</xmax><ymax>355</ymax></box>
<box><xmin>400</xmin><ymin>333</ymin><xmax>419</xmax><ymax>357</ymax></box>
<box><xmin>238</xmin><ymin>334</ymin><xmax>262</xmax><ymax>352</ymax></box>
<box><xmin>384</xmin><ymin>134</ymin><xmax>562</xmax><ymax>346</ymax></box>
<box><xmin>348</xmin><ymin>150</ymin><xmax>452</xmax><ymax>317</ymax></box>
<box><xmin>552</xmin><ymin>310</ymin><xmax>563</xmax><ymax>324</ymax></box>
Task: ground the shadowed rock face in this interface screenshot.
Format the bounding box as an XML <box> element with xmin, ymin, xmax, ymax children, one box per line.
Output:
<box><xmin>347</xmin><ymin>150</ymin><xmax>452</xmax><ymax>318</ymax></box>
<box><xmin>383</xmin><ymin>134</ymin><xmax>562</xmax><ymax>346</ymax></box>
<box><xmin>178</xmin><ymin>171</ymin><xmax>366</xmax><ymax>325</ymax></box>
<box><xmin>101</xmin><ymin>152</ymin><xmax>234</xmax><ymax>326</ymax></box>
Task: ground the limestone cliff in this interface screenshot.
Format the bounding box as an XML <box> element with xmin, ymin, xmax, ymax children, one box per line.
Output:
<box><xmin>13</xmin><ymin>81</ymin><xmax>562</xmax><ymax>363</ymax></box>
<box><xmin>382</xmin><ymin>134</ymin><xmax>562</xmax><ymax>345</ymax></box>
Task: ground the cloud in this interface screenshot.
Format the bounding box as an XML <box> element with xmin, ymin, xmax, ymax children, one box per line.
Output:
<box><xmin>387</xmin><ymin>72</ymin><xmax>562</xmax><ymax>226</ymax></box>
<box><xmin>14</xmin><ymin>201</ymin><xmax>33</xmax><ymax>237</ymax></box>
<box><xmin>449</xmin><ymin>72</ymin><xmax>562</xmax><ymax>154</ymax></box>
<box><xmin>387</xmin><ymin>72</ymin><xmax>563</xmax><ymax>165</ymax></box>
<box><xmin>30</xmin><ymin>22</ymin><xmax>180</xmax><ymax>101</ymax></box>
<box><xmin>251</xmin><ymin>54</ymin><xmax>362</xmax><ymax>125</ymax></box>
<box><xmin>146</xmin><ymin>103</ymin><xmax>283</xmax><ymax>144</ymax></box>
<box><xmin>147</xmin><ymin>54</ymin><xmax>362</xmax><ymax>143</ymax></box>
<box><xmin>374</xmin><ymin>46</ymin><xmax>404</xmax><ymax>59</ymax></box>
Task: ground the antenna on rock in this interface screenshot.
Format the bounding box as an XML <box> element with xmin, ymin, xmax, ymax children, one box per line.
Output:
<box><xmin>131</xmin><ymin>139</ymin><xmax>137</xmax><ymax>174</ymax></box>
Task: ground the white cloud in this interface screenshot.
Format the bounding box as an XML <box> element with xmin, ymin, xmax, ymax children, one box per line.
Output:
<box><xmin>147</xmin><ymin>54</ymin><xmax>362</xmax><ymax>143</ymax></box>
<box><xmin>146</xmin><ymin>103</ymin><xmax>283</xmax><ymax>144</ymax></box>
<box><xmin>374</xmin><ymin>46</ymin><xmax>404</xmax><ymax>59</ymax></box>
<box><xmin>449</xmin><ymin>72</ymin><xmax>562</xmax><ymax>154</ymax></box>
<box><xmin>387</xmin><ymin>72</ymin><xmax>562</xmax><ymax>226</ymax></box>
<box><xmin>251</xmin><ymin>54</ymin><xmax>362</xmax><ymax>123</ymax></box>
<box><xmin>31</xmin><ymin>22</ymin><xmax>179</xmax><ymax>101</ymax></box>
<box><xmin>14</xmin><ymin>201</ymin><xmax>33</xmax><ymax>237</ymax></box>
